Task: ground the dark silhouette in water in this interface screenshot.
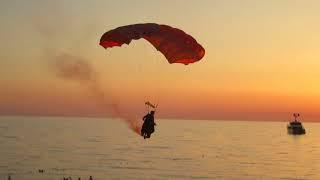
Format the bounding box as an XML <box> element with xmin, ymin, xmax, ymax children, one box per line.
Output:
<box><xmin>8</xmin><ymin>175</ymin><xmax>11</xmax><ymax>180</ymax></box>
<box><xmin>89</xmin><ymin>176</ymin><xmax>93</xmax><ymax>180</ymax></box>
<box><xmin>141</xmin><ymin>111</ymin><xmax>156</xmax><ymax>139</ymax></box>
<box><xmin>287</xmin><ymin>113</ymin><xmax>306</xmax><ymax>135</ymax></box>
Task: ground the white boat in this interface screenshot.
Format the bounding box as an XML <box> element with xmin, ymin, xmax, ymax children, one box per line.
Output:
<box><xmin>287</xmin><ymin>113</ymin><xmax>306</xmax><ymax>135</ymax></box>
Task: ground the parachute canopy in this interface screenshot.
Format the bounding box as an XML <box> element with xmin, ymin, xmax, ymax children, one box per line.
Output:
<box><xmin>99</xmin><ymin>23</ymin><xmax>205</xmax><ymax>65</ymax></box>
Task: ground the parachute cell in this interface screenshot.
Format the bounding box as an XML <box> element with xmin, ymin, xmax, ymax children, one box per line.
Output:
<box><xmin>99</xmin><ymin>23</ymin><xmax>205</xmax><ymax>65</ymax></box>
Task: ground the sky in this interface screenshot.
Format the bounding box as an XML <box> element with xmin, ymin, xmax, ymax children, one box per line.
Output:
<box><xmin>1</xmin><ymin>0</ymin><xmax>320</xmax><ymax>121</ymax></box>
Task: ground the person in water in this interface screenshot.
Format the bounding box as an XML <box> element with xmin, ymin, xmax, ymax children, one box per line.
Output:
<box><xmin>141</xmin><ymin>111</ymin><xmax>156</xmax><ymax>139</ymax></box>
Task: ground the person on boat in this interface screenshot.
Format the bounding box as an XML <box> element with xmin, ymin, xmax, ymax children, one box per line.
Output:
<box><xmin>141</xmin><ymin>111</ymin><xmax>156</xmax><ymax>139</ymax></box>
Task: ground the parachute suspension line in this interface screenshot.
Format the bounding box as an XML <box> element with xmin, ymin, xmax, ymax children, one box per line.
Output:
<box><xmin>142</xmin><ymin>47</ymin><xmax>159</xmax><ymax>120</ymax></box>
<box><xmin>144</xmin><ymin>101</ymin><xmax>150</xmax><ymax>113</ymax></box>
<box><xmin>146</xmin><ymin>39</ymin><xmax>159</xmax><ymax>107</ymax></box>
<box><xmin>154</xmin><ymin>52</ymin><xmax>161</xmax><ymax>111</ymax></box>
<box><xmin>140</xmin><ymin>40</ymin><xmax>154</xmax><ymax>114</ymax></box>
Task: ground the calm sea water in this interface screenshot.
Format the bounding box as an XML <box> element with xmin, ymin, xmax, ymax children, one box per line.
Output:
<box><xmin>0</xmin><ymin>116</ymin><xmax>319</xmax><ymax>180</ymax></box>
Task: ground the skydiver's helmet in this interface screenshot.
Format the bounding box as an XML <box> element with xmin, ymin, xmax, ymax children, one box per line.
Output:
<box><xmin>150</xmin><ymin>111</ymin><xmax>155</xmax><ymax>115</ymax></box>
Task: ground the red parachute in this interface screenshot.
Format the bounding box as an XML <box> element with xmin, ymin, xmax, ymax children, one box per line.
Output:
<box><xmin>99</xmin><ymin>23</ymin><xmax>205</xmax><ymax>65</ymax></box>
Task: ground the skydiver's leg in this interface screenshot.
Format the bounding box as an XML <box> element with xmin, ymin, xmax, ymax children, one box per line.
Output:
<box><xmin>142</xmin><ymin>130</ymin><xmax>147</xmax><ymax>139</ymax></box>
<box><xmin>141</xmin><ymin>122</ymin><xmax>147</xmax><ymax>137</ymax></box>
<box><xmin>146</xmin><ymin>132</ymin><xmax>151</xmax><ymax>138</ymax></box>
<box><xmin>144</xmin><ymin>132</ymin><xmax>148</xmax><ymax>139</ymax></box>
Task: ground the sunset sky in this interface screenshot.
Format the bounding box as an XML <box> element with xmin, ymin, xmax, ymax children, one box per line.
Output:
<box><xmin>1</xmin><ymin>0</ymin><xmax>320</xmax><ymax>121</ymax></box>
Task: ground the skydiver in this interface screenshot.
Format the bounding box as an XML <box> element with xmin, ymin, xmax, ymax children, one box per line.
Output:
<box><xmin>141</xmin><ymin>111</ymin><xmax>156</xmax><ymax>139</ymax></box>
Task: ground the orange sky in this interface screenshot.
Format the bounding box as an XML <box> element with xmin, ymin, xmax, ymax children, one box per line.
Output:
<box><xmin>1</xmin><ymin>0</ymin><xmax>320</xmax><ymax>121</ymax></box>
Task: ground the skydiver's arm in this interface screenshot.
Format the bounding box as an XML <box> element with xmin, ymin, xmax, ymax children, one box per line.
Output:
<box><xmin>142</xmin><ymin>115</ymin><xmax>147</xmax><ymax>121</ymax></box>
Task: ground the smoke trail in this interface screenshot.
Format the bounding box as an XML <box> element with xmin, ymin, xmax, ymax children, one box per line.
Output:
<box><xmin>32</xmin><ymin>1</ymin><xmax>142</xmax><ymax>135</ymax></box>
<box><xmin>51</xmin><ymin>53</ymin><xmax>142</xmax><ymax>134</ymax></box>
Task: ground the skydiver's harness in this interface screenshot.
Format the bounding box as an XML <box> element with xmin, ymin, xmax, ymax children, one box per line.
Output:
<box><xmin>144</xmin><ymin>101</ymin><xmax>158</xmax><ymax>126</ymax></box>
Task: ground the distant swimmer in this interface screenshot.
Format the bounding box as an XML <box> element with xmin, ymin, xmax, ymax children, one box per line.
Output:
<box><xmin>141</xmin><ymin>110</ymin><xmax>156</xmax><ymax>139</ymax></box>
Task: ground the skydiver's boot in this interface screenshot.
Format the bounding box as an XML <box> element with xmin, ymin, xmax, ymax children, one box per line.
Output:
<box><xmin>141</xmin><ymin>128</ymin><xmax>146</xmax><ymax>138</ymax></box>
<box><xmin>146</xmin><ymin>133</ymin><xmax>151</xmax><ymax>138</ymax></box>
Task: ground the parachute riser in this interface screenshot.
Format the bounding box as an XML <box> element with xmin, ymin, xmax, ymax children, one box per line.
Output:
<box><xmin>145</xmin><ymin>101</ymin><xmax>158</xmax><ymax>113</ymax></box>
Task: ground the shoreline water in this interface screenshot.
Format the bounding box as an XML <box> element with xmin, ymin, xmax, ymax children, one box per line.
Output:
<box><xmin>1</xmin><ymin>116</ymin><xmax>319</xmax><ymax>179</ymax></box>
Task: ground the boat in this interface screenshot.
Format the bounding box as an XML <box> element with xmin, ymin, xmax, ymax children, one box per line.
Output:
<box><xmin>287</xmin><ymin>113</ymin><xmax>306</xmax><ymax>135</ymax></box>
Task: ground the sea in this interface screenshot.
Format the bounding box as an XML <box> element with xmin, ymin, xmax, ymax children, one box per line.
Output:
<box><xmin>0</xmin><ymin>116</ymin><xmax>319</xmax><ymax>180</ymax></box>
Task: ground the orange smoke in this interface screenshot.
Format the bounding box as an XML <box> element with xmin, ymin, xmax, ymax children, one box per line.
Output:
<box><xmin>51</xmin><ymin>52</ymin><xmax>142</xmax><ymax>135</ymax></box>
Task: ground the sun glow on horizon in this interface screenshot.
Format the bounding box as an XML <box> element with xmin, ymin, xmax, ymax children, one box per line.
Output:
<box><xmin>1</xmin><ymin>0</ymin><xmax>320</xmax><ymax>121</ymax></box>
